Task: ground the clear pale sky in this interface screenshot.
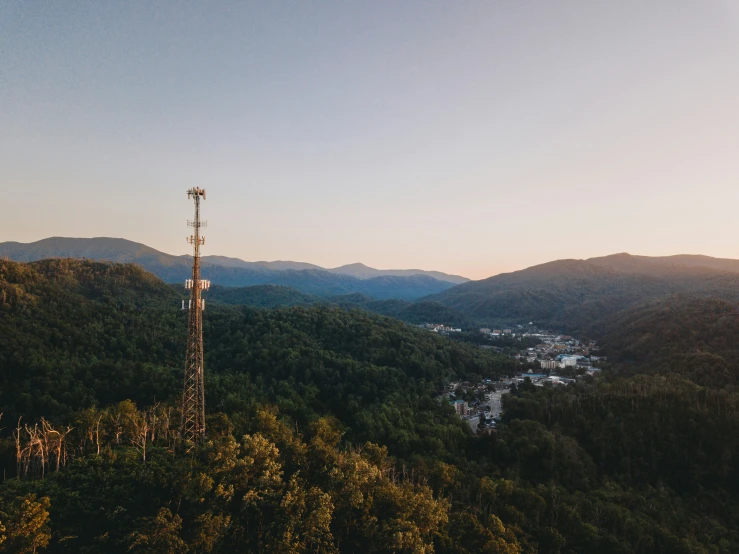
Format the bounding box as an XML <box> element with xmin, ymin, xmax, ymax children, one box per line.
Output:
<box><xmin>2</xmin><ymin>1</ymin><xmax>738</xmax><ymax>279</ymax></box>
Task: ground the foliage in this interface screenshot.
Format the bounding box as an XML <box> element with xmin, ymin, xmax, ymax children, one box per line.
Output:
<box><xmin>2</xmin><ymin>259</ymin><xmax>739</xmax><ymax>552</ymax></box>
<box><xmin>207</xmin><ymin>284</ymin><xmax>317</xmax><ymax>308</ymax></box>
<box><xmin>205</xmin><ymin>286</ymin><xmax>478</xmax><ymax>329</ymax></box>
<box><xmin>427</xmin><ymin>257</ymin><xmax>739</xmax><ymax>333</ymax></box>
<box><xmin>599</xmin><ymin>296</ymin><xmax>739</xmax><ymax>390</ymax></box>
<box><xmin>0</xmin><ymin>492</ymin><xmax>51</xmax><ymax>554</ymax></box>
<box><xmin>0</xmin><ymin>237</ymin><xmax>458</xmax><ymax>300</ymax></box>
<box><xmin>330</xmin><ymin>295</ymin><xmax>477</xmax><ymax>329</ymax></box>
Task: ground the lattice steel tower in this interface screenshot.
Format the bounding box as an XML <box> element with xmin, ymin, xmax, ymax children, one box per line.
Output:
<box><xmin>182</xmin><ymin>187</ymin><xmax>210</xmax><ymax>449</ymax></box>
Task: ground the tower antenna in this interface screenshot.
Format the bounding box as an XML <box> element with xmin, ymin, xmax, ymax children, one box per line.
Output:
<box><xmin>182</xmin><ymin>187</ymin><xmax>210</xmax><ymax>449</ymax></box>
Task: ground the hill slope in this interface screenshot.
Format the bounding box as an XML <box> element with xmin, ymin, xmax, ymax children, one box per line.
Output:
<box><xmin>205</xmin><ymin>285</ymin><xmax>476</xmax><ymax>328</ymax></box>
<box><xmin>207</xmin><ymin>284</ymin><xmax>319</xmax><ymax>308</ymax></box>
<box><xmin>597</xmin><ymin>295</ymin><xmax>739</xmax><ymax>389</ymax></box>
<box><xmin>428</xmin><ymin>254</ymin><xmax>739</xmax><ymax>332</ymax></box>
<box><xmin>589</xmin><ymin>252</ymin><xmax>739</xmax><ymax>274</ymax></box>
<box><xmin>1</xmin><ymin>259</ymin><xmax>739</xmax><ymax>552</ymax></box>
<box><xmin>0</xmin><ymin>237</ymin><xmax>458</xmax><ymax>300</ymax></box>
<box><xmin>0</xmin><ymin>258</ymin><xmax>505</xmax><ymax>428</ymax></box>
<box><xmin>328</xmin><ymin>262</ymin><xmax>468</xmax><ymax>284</ymax></box>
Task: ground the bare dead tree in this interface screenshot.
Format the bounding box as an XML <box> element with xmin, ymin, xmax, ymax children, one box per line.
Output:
<box><xmin>127</xmin><ymin>408</ymin><xmax>150</xmax><ymax>463</ymax></box>
<box><xmin>157</xmin><ymin>404</ymin><xmax>174</xmax><ymax>446</ymax></box>
<box><xmin>41</xmin><ymin>419</ymin><xmax>59</xmax><ymax>473</ymax></box>
<box><xmin>94</xmin><ymin>414</ymin><xmax>103</xmax><ymax>455</ymax></box>
<box><xmin>111</xmin><ymin>409</ymin><xmax>125</xmax><ymax>445</ymax></box>
<box><xmin>20</xmin><ymin>423</ymin><xmax>46</xmax><ymax>478</ymax></box>
<box><xmin>148</xmin><ymin>402</ymin><xmax>161</xmax><ymax>444</ymax></box>
<box><xmin>15</xmin><ymin>417</ymin><xmax>22</xmax><ymax>479</ymax></box>
<box><xmin>40</xmin><ymin>419</ymin><xmax>73</xmax><ymax>472</ymax></box>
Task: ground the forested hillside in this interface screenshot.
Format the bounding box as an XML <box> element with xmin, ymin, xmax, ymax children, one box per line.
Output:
<box><xmin>427</xmin><ymin>255</ymin><xmax>739</xmax><ymax>332</ymax></box>
<box><xmin>206</xmin><ymin>284</ymin><xmax>319</xmax><ymax>308</ymax></box>
<box><xmin>0</xmin><ymin>238</ymin><xmax>462</xmax><ymax>299</ymax></box>
<box><xmin>0</xmin><ymin>259</ymin><xmax>506</xmax><ymax>445</ymax></box>
<box><xmin>597</xmin><ymin>296</ymin><xmax>739</xmax><ymax>390</ymax></box>
<box><xmin>1</xmin><ymin>259</ymin><xmax>738</xmax><ymax>552</ymax></box>
<box><xmin>180</xmin><ymin>268</ymin><xmax>454</xmax><ymax>300</ymax></box>
<box><xmin>329</xmin><ymin>295</ymin><xmax>476</xmax><ymax>329</ymax></box>
<box><xmin>206</xmin><ymin>285</ymin><xmax>475</xmax><ymax>328</ymax></box>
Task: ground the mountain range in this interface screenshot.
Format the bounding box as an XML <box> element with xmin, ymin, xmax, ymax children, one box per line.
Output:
<box><xmin>426</xmin><ymin>252</ymin><xmax>739</xmax><ymax>333</ymax></box>
<box><xmin>198</xmin><ymin>252</ymin><xmax>739</xmax><ymax>335</ymax></box>
<box><xmin>7</xmin><ymin>237</ymin><xmax>739</xmax><ymax>333</ymax></box>
<box><xmin>10</xmin><ymin>257</ymin><xmax>733</xmax><ymax>550</ymax></box>
<box><xmin>0</xmin><ymin>237</ymin><xmax>467</xmax><ymax>300</ymax></box>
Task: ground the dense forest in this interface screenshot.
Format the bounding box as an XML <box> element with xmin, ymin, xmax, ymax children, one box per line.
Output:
<box><xmin>1</xmin><ymin>259</ymin><xmax>738</xmax><ymax>552</ymax></box>
<box><xmin>0</xmin><ymin>237</ymin><xmax>458</xmax><ymax>300</ymax></box>
<box><xmin>206</xmin><ymin>284</ymin><xmax>318</xmax><ymax>308</ymax></box>
<box><xmin>596</xmin><ymin>296</ymin><xmax>739</xmax><ymax>390</ymax></box>
<box><xmin>205</xmin><ymin>285</ymin><xmax>475</xmax><ymax>329</ymax></box>
<box><xmin>426</xmin><ymin>256</ymin><xmax>739</xmax><ymax>333</ymax></box>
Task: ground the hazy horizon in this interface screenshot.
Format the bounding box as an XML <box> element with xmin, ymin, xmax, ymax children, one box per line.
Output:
<box><xmin>3</xmin><ymin>1</ymin><xmax>739</xmax><ymax>280</ymax></box>
<box><xmin>6</xmin><ymin>234</ymin><xmax>739</xmax><ymax>281</ymax></box>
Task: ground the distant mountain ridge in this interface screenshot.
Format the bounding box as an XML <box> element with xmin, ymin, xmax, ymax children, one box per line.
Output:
<box><xmin>587</xmin><ymin>252</ymin><xmax>739</xmax><ymax>275</ymax></box>
<box><xmin>0</xmin><ymin>237</ymin><xmax>467</xmax><ymax>282</ymax></box>
<box><xmin>0</xmin><ymin>237</ymin><xmax>463</xmax><ymax>300</ymax></box>
<box><xmin>425</xmin><ymin>252</ymin><xmax>739</xmax><ymax>332</ymax></box>
<box><xmin>325</xmin><ymin>262</ymin><xmax>468</xmax><ymax>283</ymax></box>
<box><xmin>205</xmin><ymin>284</ymin><xmax>475</xmax><ymax>328</ymax></box>
<box><xmin>10</xmin><ymin>238</ymin><xmax>739</xmax><ymax>330</ymax></box>
<box><xmin>199</xmin><ymin>252</ymin><xmax>739</xmax><ymax>332</ymax></box>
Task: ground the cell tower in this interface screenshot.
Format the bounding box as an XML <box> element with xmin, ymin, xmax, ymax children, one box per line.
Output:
<box><xmin>182</xmin><ymin>187</ymin><xmax>210</xmax><ymax>449</ymax></box>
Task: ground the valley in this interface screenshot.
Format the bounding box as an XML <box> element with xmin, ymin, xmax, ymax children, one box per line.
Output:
<box><xmin>4</xmin><ymin>3</ymin><xmax>735</xmax><ymax>551</ymax></box>
<box><xmin>2</xmin><ymin>255</ymin><xmax>739</xmax><ymax>552</ymax></box>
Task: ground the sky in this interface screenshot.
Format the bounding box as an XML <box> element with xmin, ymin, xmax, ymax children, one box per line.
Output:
<box><xmin>1</xmin><ymin>1</ymin><xmax>739</xmax><ymax>280</ymax></box>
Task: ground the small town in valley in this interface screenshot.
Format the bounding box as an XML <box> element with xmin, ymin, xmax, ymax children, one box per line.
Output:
<box><xmin>418</xmin><ymin>323</ymin><xmax>462</xmax><ymax>333</ymax></box>
<box><xmin>428</xmin><ymin>323</ymin><xmax>604</xmax><ymax>435</ymax></box>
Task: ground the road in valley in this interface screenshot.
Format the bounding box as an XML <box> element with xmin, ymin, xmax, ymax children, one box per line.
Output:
<box><xmin>466</xmin><ymin>389</ymin><xmax>506</xmax><ymax>433</ymax></box>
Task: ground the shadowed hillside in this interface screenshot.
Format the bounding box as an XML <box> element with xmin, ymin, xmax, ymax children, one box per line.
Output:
<box><xmin>597</xmin><ymin>296</ymin><xmax>739</xmax><ymax>390</ymax></box>
<box><xmin>427</xmin><ymin>255</ymin><xmax>739</xmax><ymax>332</ymax></box>
<box><xmin>205</xmin><ymin>286</ymin><xmax>476</xmax><ymax>328</ymax></box>
<box><xmin>2</xmin><ymin>259</ymin><xmax>739</xmax><ymax>551</ymax></box>
<box><xmin>327</xmin><ymin>262</ymin><xmax>469</xmax><ymax>284</ymax></box>
<box><xmin>207</xmin><ymin>283</ymin><xmax>319</xmax><ymax>308</ymax></box>
<box><xmin>0</xmin><ymin>238</ymin><xmax>465</xmax><ymax>299</ymax></box>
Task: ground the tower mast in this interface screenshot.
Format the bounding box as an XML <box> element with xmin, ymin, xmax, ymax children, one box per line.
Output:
<box><xmin>182</xmin><ymin>187</ymin><xmax>210</xmax><ymax>449</ymax></box>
